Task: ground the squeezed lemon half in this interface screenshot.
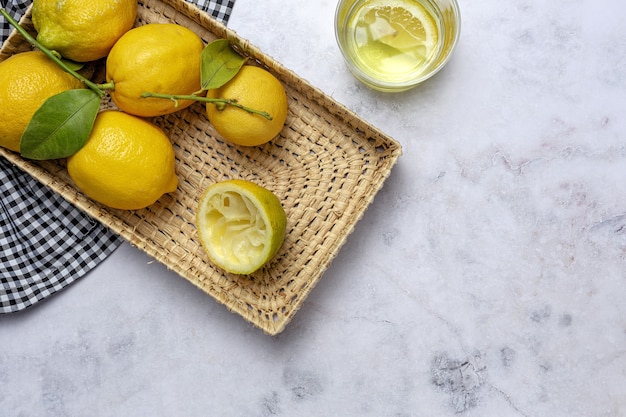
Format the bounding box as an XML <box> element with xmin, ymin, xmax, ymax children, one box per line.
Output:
<box><xmin>196</xmin><ymin>179</ymin><xmax>287</xmax><ymax>275</ymax></box>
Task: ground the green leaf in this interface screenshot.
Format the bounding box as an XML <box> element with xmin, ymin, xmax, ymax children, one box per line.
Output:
<box><xmin>60</xmin><ymin>58</ymin><xmax>85</xmax><ymax>72</ymax></box>
<box><xmin>20</xmin><ymin>89</ymin><xmax>101</xmax><ymax>160</ymax></box>
<box><xmin>201</xmin><ymin>39</ymin><xmax>247</xmax><ymax>90</ymax></box>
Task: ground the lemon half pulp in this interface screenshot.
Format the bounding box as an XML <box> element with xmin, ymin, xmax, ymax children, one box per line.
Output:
<box><xmin>196</xmin><ymin>180</ymin><xmax>287</xmax><ymax>275</ymax></box>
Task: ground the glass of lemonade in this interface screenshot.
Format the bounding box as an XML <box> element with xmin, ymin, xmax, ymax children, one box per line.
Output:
<box><xmin>335</xmin><ymin>0</ymin><xmax>461</xmax><ymax>92</ymax></box>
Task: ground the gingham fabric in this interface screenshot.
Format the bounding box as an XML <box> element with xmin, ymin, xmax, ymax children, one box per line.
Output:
<box><xmin>0</xmin><ymin>0</ymin><xmax>235</xmax><ymax>313</ymax></box>
<box><xmin>194</xmin><ymin>0</ymin><xmax>235</xmax><ymax>22</ymax></box>
<box><xmin>0</xmin><ymin>0</ymin><xmax>30</xmax><ymax>42</ymax></box>
<box><xmin>0</xmin><ymin>158</ymin><xmax>122</xmax><ymax>313</ymax></box>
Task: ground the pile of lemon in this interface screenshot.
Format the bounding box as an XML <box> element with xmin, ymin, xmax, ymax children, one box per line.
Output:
<box><xmin>0</xmin><ymin>0</ymin><xmax>289</xmax><ymax>274</ymax></box>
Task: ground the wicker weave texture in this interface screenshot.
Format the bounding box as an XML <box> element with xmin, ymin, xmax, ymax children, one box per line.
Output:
<box><xmin>0</xmin><ymin>0</ymin><xmax>402</xmax><ymax>335</ymax></box>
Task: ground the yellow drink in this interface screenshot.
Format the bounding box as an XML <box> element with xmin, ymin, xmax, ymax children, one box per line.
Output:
<box><xmin>335</xmin><ymin>0</ymin><xmax>460</xmax><ymax>91</ymax></box>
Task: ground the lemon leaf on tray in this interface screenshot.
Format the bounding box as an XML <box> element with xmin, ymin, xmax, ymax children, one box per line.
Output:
<box><xmin>20</xmin><ymin>89</ymin><xmax>101</xmax><ymax>160</ymax></box>
<box><xmin>200</xmin><ymin>39</ymin><xmax>247</xmax><ymax>90</ymax></box>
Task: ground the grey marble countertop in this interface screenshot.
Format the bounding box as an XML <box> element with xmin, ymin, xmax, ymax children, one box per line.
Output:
<box><xmin>2</xmin><ymin>0</ymin><xmax>625</xmax><ymax>416</ymax></box>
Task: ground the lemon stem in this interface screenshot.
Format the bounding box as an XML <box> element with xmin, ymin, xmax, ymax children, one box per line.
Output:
<box><xmin>98</xmin><ymin>81</ymin><xmax>115</xmax><ymax>91</ymax></box>
<box><xmin>141</xmin><ymin>92</ymin><xmax>273</xmax><ymax>120</ymax></box>
<box><xmin>0</xmin><ymin>8</ymin><xmax>106</xmax><ymax>99</ymax></box>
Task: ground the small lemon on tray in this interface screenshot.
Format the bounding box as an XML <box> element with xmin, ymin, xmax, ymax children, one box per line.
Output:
<box><xmin>206</xmin><ymin>66</ymin><xmax>288</xmax><ymax>147</ymax></box>
<box><xmin>196</xmin><ymin>179</ymin><xmax>287</xmax><ymax>275</ymax></box>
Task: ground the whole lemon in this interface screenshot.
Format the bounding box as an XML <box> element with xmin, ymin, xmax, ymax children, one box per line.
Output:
<box><xmin>32</xmin><ymin>0</ymin><xmax>137</xmax><ymax>62</ymax></box>
<box><xmin>206</xmin><ymin>66</ymin><xmax>288</xmax><ymax>147</ymax></box>
<box><xmin>0</xmin><ymin>51</ymin><xmax>84</xmax><ymax>152</ymax></box>
<box><xmin>106</xmin><ymin>23</ymin><xmax>204</xmax><ymax>117</ymax></box>
<box><xmin>67</xmin><ymin>110</ymin><xmax>178</xmax><ymax>210</ymax></box>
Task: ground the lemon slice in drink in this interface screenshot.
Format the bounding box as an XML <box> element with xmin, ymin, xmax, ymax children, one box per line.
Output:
<box><xmin>367</xmin><ymin>2</ymin><xmax>439</xmax><ymax>53</ymax></box>
<box><xmin>196</xmin><ymin>180</ymin><xmax>287</xmax><ymax>275</ymax></box>
<box><xmin>354</xmin><ymin>1</ymin><xmax>439</xmax><ymax>76</ymax></box>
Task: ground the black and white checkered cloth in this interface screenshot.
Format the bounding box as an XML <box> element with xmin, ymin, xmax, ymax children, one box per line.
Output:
<box><xmin>0</xmin><ymin>0</ymin><xmax>235</xmax><ymax>313</ymax></box>
<box><xmin>194</xmin><ymin>0</ymin><xmax>235</xmax><ymax>23</ymax></box>
<box><xmin>0</xmin><ymin>158</ymin><xmax>122</xmax><ymax>313</ymax></box>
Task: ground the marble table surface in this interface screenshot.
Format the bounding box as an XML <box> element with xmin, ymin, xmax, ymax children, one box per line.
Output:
<box><xmin>2</xmin><ymin>0</ymin><xmax>625</xmax><ymax>415</ymax></box>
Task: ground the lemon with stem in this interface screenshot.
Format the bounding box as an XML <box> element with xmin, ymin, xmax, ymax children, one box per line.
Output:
<box><xmin>0</xmin><ymin>51</ymin><xmax>83</xmax><ymax>152</ymax></box>
<box><xmin>105</xmin><ymin>23</ymin><xmax>204</xmax><ymax>117</ymax></box>
<box><xmin>206</xmin><ymin>66</ymin><xmax>288</xmax><ymax>147</ymax></box>
<box><xmin>32</xmin><ymin>0</ymin><xmax>137</xmax><ymax>62</ymax></box>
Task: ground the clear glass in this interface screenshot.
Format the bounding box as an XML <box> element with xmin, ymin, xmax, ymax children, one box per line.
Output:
<box><xmin>335</xmin><ymin>0</ymin><xmax>461</xmax><ymax>92</ymax></box>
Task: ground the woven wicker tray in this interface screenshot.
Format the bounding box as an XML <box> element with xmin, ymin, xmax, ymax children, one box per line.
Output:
<box><xmin>0</xmin><ymin>0</ymin><xmax>402</xmax><ymax>335</ymax></box>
